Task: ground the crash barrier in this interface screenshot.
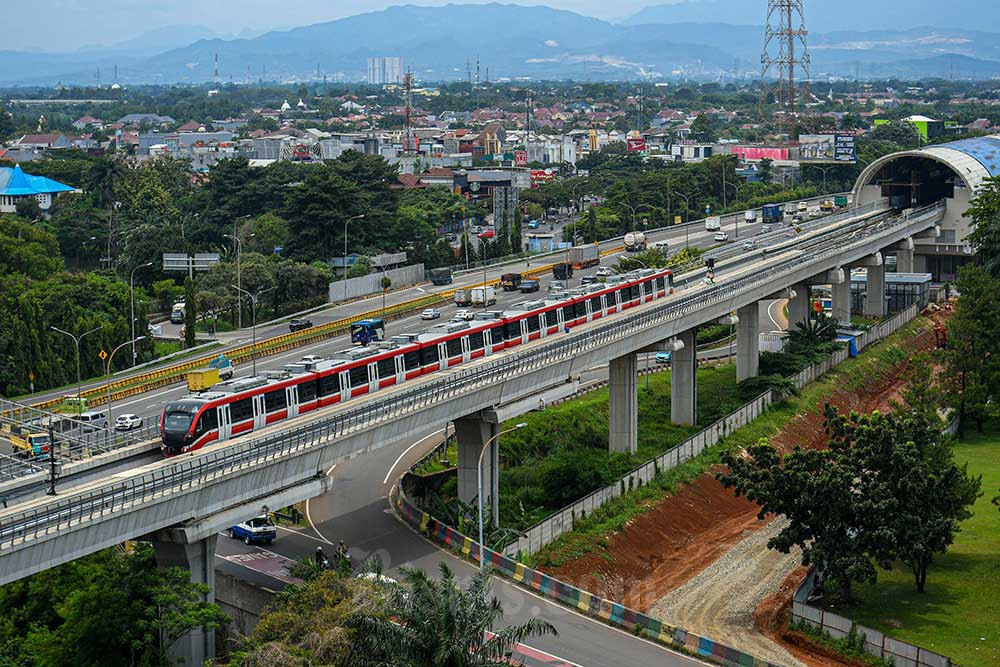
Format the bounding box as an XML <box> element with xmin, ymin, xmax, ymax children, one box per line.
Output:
<box><xmin>30</xmin><ymin>292</ymin><xmax>450</xmax><ymax>412</ymax></box>
<box><xmin>792</xmin><ymin>569</ymin><xmax>951</xmax><ymax>667</ymax></box>
<box><xmin>326</xmin><ymin>264</ymin><xmax>426</xmax><ymax>303</ymax></box>
<box><xmin>394</xmin><ymin>485</ymin><xmax>784</xmax><ymax>667</ymax></box>
<box><xmin>506</xmin><ymin>302</ymin><xmax>922</xmax><ymax>558</ymax></box>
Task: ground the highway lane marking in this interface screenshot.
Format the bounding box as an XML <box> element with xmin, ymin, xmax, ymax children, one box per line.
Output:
<box><xmin>485</xmin><ymin>631</ymin><xmax>584</xmax><ymax>667</ymax></box>
<box><xmin>382</xmin><ymin>429</ymin><xmax>448</xmax><ymax>486</ymax></box>
<box><xmin>305</xmin><ymin>463</ymin><xmax>337</xmax><ymax>544</ymax></box>
<box><xmin>768</xmin><ymin>298</ymin><xmax>787</xmax><ymax>332</ymax></box>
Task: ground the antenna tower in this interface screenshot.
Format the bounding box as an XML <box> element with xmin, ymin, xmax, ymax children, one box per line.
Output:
<box><xmin>760</xmin><ymin>0</ymin><xmax>810</xmax><ymax>140</ymax></box>
<box><xmin>404</xmin><ymin>68</ymin><xmax>416</xmax><ymax>155</ymax></box>
<box><xmin>214</xmin><ymin>53</ymin><xmax>219</xmax><ymax>80</ymax></box>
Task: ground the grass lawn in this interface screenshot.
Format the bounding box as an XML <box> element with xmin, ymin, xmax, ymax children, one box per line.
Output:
<box><xmin>828</xmin><ymin>427</ymin><xmax>1000</xmax><ymax>667</ymax></box>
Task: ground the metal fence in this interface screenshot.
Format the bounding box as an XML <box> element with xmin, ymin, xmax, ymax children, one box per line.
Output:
<box><xmin>505</xmin><ymin>301</ymin><xmax>924</xmax><ymax>558</ymax></box>
<box><xmin>0</xmin><ymin>203</ymin><xmax>942</xmax><ymax>550</ymax></box>
<box><xmin>792</xmin><ymin>569</ymin><xmax>952</xmax><ymax>667</ymax></box>
<box><xmin>326</xmin><ymin>263</ymin><xmax>425</xmax><ymax>303</ymax></box>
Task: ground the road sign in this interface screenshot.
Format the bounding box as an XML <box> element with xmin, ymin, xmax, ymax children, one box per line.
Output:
<box><xmin>98</xmin><ymin>350</ymin><xmax>108</xmax><ymax>360</ymax></box>
<box><xmin>674</xmin><ymin>216</ymin><xmax>681</xmax><ymax>225</ymax></box>
<box><xmin>705</xmin><ymin>205</ymin><xmax>711</xmax><ymax>215</ymax></box>
<box><xmin>28</xmin><ymin>371</ymin><xmax>34</xmax><ymax>382</ymax></box>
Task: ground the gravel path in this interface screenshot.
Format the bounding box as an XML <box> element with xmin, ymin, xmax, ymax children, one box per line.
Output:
<box><xmin>648</xmin><ymin>517</ymin><xmax>805</xmax><ymax>667</ymax></box>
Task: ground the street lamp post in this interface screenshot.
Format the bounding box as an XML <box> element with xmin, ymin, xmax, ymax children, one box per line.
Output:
<box><xmin>231</xmin><ymin>285</ymin><xmax>275</xmax><ymax>376</ymax></box>
<box><xmin>224</xmin><ymin>233</ymin><xmax>244</xmax><ymax>329</ymax></box>
<box><xmin>813</xmin><ymin>165</ymin><xmax>836</xmax><ymax>193</ymax></box>
<box><xmin>675</xmin><ymin>192</ymin><xmax>691</xmax><ymax>248</ymax></box>
<box><xmin>50</xmin><ymin>325</ymin><xmax>101</xmax><ymax>416</ymax></box>
<box><xmin>105</xmin><ymin>336</ymin><xmax>145</xmax><ymax>435</ymax></box>
<box><xmin>342</xmin><ymin>214</ymin><xmax>366</xmax><ymax>302</ymax></box>
<box><xmin>724</xmin><ymin>181</ymin><xmax>742</xmax><ymax>239</ymax></box>
<box><xmin>478</xmin><ymin>421</ymin><xmax>527</xmax><ymax>641</ymax></box>
<box><xmin>129</xmin><ymin>261</ymin><xmax>153</xmax><ymax>366</ymax></box>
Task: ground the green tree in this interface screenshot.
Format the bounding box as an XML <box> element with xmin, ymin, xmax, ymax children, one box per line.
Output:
<box><xmin>350</xmin><ymin>562</ymin><xmax>556</xmax><ymax>666</ymax></box>
<box><xmin>184</xmin><ymin>276</ymin><xmax>196</xmax><ymax>347</ymax></box>
<box><xmin>84</xmin><ymin>156</ymin><xmax>125</xmax><ymax>210</ymax></box>
<box><xmin>511</xmin><ymin>208</ymin><xmax>523</xmax><ymax>254</ymax></box>
<box><xmin>690</xmin><ymin>113</ymin><xmax>719</xmax><ymax>142</ymax></box>
<box><xmin>14</xmin><ymin>196</ymin><xmax>42</xmax><ymax>220</ymax></box>
<box><xmin>757</xmin><ymin>157</ymin><xmax>774</xmax><ymax>184</ymax></box>
<box><xmin>586</xmin><ymin>207</ymin><xmax>598</xmax><ymax>243</ymax></box>
<box><xmin>965</xmin><ymin>175</ymin><xmax>1000</xmax><ymax>277</ymax></box>
<box><xmin>346</xmin><ymin>256</ymin><xmax>372</xmax><ymax>279</ymax></box>
<box><xmin>872</xmin><ymin>120</ymin><xmax>921</xmax><ymax>147</ymax></box>
<box><xmin>0</xmin><ymin>216</ymin><xmax>64</xmax><ymax>279</ymax></box>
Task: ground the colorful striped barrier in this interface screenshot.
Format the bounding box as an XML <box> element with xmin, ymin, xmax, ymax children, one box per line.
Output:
<box><xmin>393</xmin><ymin>486</ymin><xmax>785</xmax><ymax>667</ymax></box>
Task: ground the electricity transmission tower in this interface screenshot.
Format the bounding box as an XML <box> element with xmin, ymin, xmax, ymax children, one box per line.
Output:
<box><xmin>760</xmin><ymin>0</ymin><xmax>811</xmax><ymax>139</ymax></box>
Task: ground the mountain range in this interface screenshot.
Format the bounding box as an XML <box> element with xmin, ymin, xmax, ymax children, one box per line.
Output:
<box><xmin>2</xmin><ymin>3</ymin><xmax>999</xmax><ymax>86</ymax></box>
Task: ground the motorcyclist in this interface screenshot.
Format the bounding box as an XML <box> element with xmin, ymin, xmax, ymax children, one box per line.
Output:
<box><xmin>315</xmin><ymin>546</ymin><xmax>328</xmax><ymax>567</ymax></box>
<box><xmin>336</xmin><ymin>540</ymin><xmax>349</xmax><ymax>562</ymax></box>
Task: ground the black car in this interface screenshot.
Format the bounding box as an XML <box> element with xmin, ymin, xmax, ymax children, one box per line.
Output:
<box><xmin>519</xmin><ymin>279</ymin><xmax>541</xmax><ymax>293</ymax></box>
<box><xmin>288</xmin><ymin>318</ymin><xmax>314</xmax><ymax>332</ymax></box>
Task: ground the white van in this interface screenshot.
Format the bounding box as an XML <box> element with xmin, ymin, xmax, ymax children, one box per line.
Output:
<box><xmin>77</xmin><ymin>410</ymin><xmax>108</xmax><ymax>430</ymax></box>
<box><xmin>651</xmin><ymin>240</ymin><xmax>670</xmax><ymax>253</ymax></box>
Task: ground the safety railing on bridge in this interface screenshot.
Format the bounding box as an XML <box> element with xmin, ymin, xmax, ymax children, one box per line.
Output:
<box><xmin>0</xmin><ymin>201</ymin><xmax>944</xmax><ymax>549</ymax></box>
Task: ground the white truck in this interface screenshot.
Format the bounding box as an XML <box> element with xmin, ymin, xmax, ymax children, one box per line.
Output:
<box><xmin>744</xmin><ymin>209</ymin><xmax>757</xmax><ymax>224</ymax></box>
<box><xmin>705</xmin><ymin>216</ymin><xmax>721</xmax><ymax>232</ymax></box>
<box><xmin>170</xmin><ymin>302</ymin><xmax>186</xmax><ymax>324</ymax></box>
<box><xmin>624</xmin><ymin>231</ymin><xmax>647</xmax><ymax>252</ymax></box>
<box><xmin>471</xmin><ymin>286</ymin><xmax>496</xmax><ymax>307</ymax></box>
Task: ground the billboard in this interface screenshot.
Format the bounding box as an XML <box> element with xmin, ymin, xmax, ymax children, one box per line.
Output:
<box><xmin>626</xmin><ymin>138</ymin><xmax>647</xmax><ymax>152</ymax></box>
<box><xmin>731</xmin><ymin>146</ymin><xmax>790</xmax><ymax>161</ymax></box>
<box><xmin>798</xmin><ymin>134</ymin><xmax>857</xmax><ymax>163</ymax></box>
<box><xmin>514</xmin><ymin>150</ymin><xmax>528</xmax><ymax>166</ymax></box>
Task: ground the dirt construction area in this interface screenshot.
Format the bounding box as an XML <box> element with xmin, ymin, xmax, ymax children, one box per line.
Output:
<box><xmin>541</xmin><ymin>312</ymin><xmax>943</xmax><ymax>665</ymax></box>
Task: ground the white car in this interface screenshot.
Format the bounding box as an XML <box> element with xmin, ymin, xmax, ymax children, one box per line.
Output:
<box><xmin>596</xmin><ymin>267</ymin><xmax>612</xmax><ymax>277</ymax></box>
<box><xmin>713</xmin><ymin>231</ymin><xmax>730</xmax><ymax>242</ymax></box>
<box><xmin>742</xmin><ymin>239</ymin><xmax>758</xmax><ymax>251</ymax></box>
<box><xmin>300</xmin><ymin>355</ymin><xmax>324</xmax><ymax>364</ymax></box>
<box><xmin>421</xmin><ymin>308</ymin><xmax>441</xmax><ymax>320</ymax></box>
<box><xmin>453</xmin><ymin>309</ymin><xmax>475</xmax><ymax>321</ymax></box>
<box><xmin>114</xmin><ymin>413</ymin><xmax>143</xmax><ymax>431</ymax></box>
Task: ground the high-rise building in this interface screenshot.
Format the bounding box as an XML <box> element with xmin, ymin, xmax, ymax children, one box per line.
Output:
<box><xmin>367</xmin><ymin>56</ymin><xmax>403</xmax><ymax>85</ymax></box>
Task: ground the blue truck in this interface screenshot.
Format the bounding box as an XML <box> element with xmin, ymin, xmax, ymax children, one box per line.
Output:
<box><xmin>762</xmin><ymin>204</ymin><xmax>784</xmax><ymax>225</ymax></box>
<box><xmin>350</xmin><ymin>318</ymin><xmax>385</xmax><ymax>345</ymax></box>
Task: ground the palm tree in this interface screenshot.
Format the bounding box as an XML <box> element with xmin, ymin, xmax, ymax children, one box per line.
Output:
<box><xmin>350</xmin><ymin>562</ymin><xmax>556</xmax><ymax>666</ymax></box>
<box><xmin>85</xmin><ymin>156</ymin><xmax>124</xmax><ymax>209</ymax></box>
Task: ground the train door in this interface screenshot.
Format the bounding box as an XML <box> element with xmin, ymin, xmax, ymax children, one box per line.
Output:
<box><xmin>539</xmin><ymin>314</ymin><xmax>548</xmax><ymax>338</ymax></box>
<box><xmin>339</xmin><ymin>370</ymin><xmax>351</xmax><ymax>403</ymax></box>
<box><xmin>394</xmin><ymin>354</ymin><xmax>406</xmax><ymax>385</ymax></box>
<box><xmin>584</xmin><ymin>299</ymin><xmax>593</xmax><ymax>323</ymax></box>
<box><xmin>639</xmin><ymin>281</ymin><xmax>648</xmax><ymax>303</ymax></box>
<box><xmin>556</xmin><ymin>307</ymin><xmax>565</xmax><ymax>330</ymax></box>
<box><xmin>286</xmin><ymin>385</ymin><xmax>299</xmax><ymax>419</ymax></box>
<box><xmin>461</xmin><ymin>336</ymin><xmax>472</xmax><ymax>363</ymax></box>
<box><xmin>437</xmin><ymin>341</ymin><xmax>449</xmax><ymax>370</ymax></box>
<box><xmin>252</xmin><ymin>394</ymin><xmax>267</xmax><ymax>430</ymax></box>
<box><xmin>367</xmin><ymin>362</ymin><xmax>379</xmax><ymax>394</ymax></box>
<box><xmin>217</xmin><ymin>406</ymin><xmax>231</xmax><ymax>441</ymax></box>
<box><xmin>519</xmin><ymin>319</ymin><xmax>529</xmax><ymax>345</ymax></box>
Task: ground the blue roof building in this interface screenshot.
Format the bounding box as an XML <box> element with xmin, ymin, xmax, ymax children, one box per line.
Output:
<box><xmin>0</xmin><ymin>164</ymin><xmax>75</xmax><ymax>214</ymax></box>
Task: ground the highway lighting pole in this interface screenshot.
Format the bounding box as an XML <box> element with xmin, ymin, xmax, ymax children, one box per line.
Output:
<box><xmin>232</xmin><ymin>285</ymin><xmax>275</xmax><ymax>376</ymax></box>
<box><xmin>724</xmin><ymin>181</ymin><xmax>742</xmax><ymax>239</ymax></box>
<box><xmin>813</xmin><ymin>165</ymin><xmax>836</xmax><ymax>192</ymax></box>
<box><xmin>50</xmin><ymin>325</ymin><xmax>101</xmax><ymax>417</ymax></box>
<box><xmin>621</xmin><ymin>203</ymin><xmax>637</xmax><ymax>232</ymax></box>
<box><xmin>105</xmin><ymin>336</ymin><xmax>144</xmax><ymax>435</ymax></box>
<box><xmin>129</xmin><ymin>261</ymin><xmax>153</xmax><ymax>366</ymax></box>
<box><xmin>675</xmin><ymin>192</ymin><xmax>691</xmax><ymax>249</ymax></box>
<box><xmin>225</xmin><ymin>233</ymin><xmax>244</xmax><ymax>329</ymax></box>
<box><xmin>478</xmin><ymin>421</ymin><xmax>527</xmax><ymax>642</ymax></box>
<box><xmin>342</xmin><ymin>214</ymin><xmax>366</xmax><ymax>302</ymax></box>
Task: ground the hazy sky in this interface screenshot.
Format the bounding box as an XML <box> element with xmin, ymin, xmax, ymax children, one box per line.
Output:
<box><xmin>11</xmin><ymin>0</ymin><xmax>670</xmax><ymax>51</ymax></box>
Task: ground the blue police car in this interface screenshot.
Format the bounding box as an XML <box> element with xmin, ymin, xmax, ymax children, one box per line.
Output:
<box><xmin>227</xmin><ymin>515</ymin><xmax>277</xmax><ymax>545</ymax></box>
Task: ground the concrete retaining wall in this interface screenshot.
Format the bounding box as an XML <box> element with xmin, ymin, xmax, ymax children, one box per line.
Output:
<box><xmin>327</xmin><ymin>264</ymin><xmax>425</xmax><ymax>303</ymax></box>
<box><xmin>214</xmin><ymin>569</ymin><xmax>277</xmax><ymax>655</ymax></box>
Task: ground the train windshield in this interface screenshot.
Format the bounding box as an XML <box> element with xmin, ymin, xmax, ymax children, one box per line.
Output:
<box><xmin>163</xmin><ymin>402</ymin><xmax>198</xmax><ymax>432</ymax></box>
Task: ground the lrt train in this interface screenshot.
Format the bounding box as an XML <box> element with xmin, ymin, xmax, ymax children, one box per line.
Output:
<box><xmin>160</xmin><ymin>268</ymin><xmax>673</xmax><ymax>456</ymax></box>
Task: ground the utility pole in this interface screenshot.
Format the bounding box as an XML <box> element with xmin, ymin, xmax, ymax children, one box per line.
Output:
<box><xmin>761</xmin><ymin>0</ymin><xmax>811</xmax><ymax>140</ymax></box>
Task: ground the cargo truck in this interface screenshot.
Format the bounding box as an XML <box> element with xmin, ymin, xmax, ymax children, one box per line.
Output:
<box><xmin>471</xmin><ymin>286</ymin><xmax>496</xmax><ymax>307</ymax></box>
<box><xmin>500</xmin><ymin>273</ymin><xmax>523</xmax><ymax>291</ymax></box>
<box><xmin>744</xmin><ymin>209</ymin><xmax>758</xmax><ymax>224</ymax></box>
<box><xmin>762</xmin><ymin>204</ymin><xmax>783</xmax><ymax>225</ymax></box>
<box><xmin>8</xmin><ymin>425</ymin><xmax>51</xmax><ymax>457</ymax></box>
<box><xmin>820</xmin><ymin>199</ymin><xmax>835</xmax><ymax>212</ymax></box>
<box><xmin>454</xmin><ymin>288</ymin><xmax>473</xmax><ymax>306</ymax></box>
<box><xmin>704</xmin><ymin>216</ymin><xmax>721</xmax><ymax>232</ymax></box>
<box><xmin>568</xmin><ymin>245</ymin><xmax>600</xmax><ymax>268</ymax></box>
<box><xmin>624</xmin><ymin>231</ymin><xmax>647</xmax><ymax>252</ymax></box>
<box><xmin>186</xmin><ymin>355</ymin><xmax>235</xmax><ymax>391</ymax></box>
<box><xmin>429</xmin><ymin>267</ymin><xmax>453</xmax><ymax>285</ymax></box>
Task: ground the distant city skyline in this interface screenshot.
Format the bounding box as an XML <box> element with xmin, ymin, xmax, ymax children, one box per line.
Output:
<box><xmin>8</xmin><ymin>0</ymin><xmax>668</xmax><ymax>52</ymax></box>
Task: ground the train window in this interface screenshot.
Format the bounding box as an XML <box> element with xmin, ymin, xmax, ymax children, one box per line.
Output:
<box><xmin>446</xmin><ymin>337</ymin><xmax>463</xmax><ymax>357</ymax></box>
<box><xmin>545</xmin><ymin>310</ymin><xmax>558</xmax><ymax>327</ymax></box>
<box><xmin>319</xmin><ymin>374</ymin><xmax>340</xmax><ymax>397</ymax></box>
<box><xmin>298</xmin><ymin>380</ymin><xmax>317</xmax><ymax>403</ymax></box>
<box><xmin>504</xmin><ymin>320</ymin><xmax>521</xmax><ymax>340</ymax></box>
<box><xmin>590</xmin><ymin>296</ymin><xmax>602</xmax><ymax>312</ymax></box>
<box><xmin>404</xmin><ymin>349</ymin><xmax>421</xmax><ymax>371</ymax></box>
<box><xmin>469</xmin><ymin>330</ymin><xmax>485</xmax><ymax>350</ymax></box>
<box><xmin>630</xmin><ymin>285</ymin><xmax>640</xmax><ymax>300</ymax></box>
<box><xmin>421</xmin><ymin>345</ymin><xmax>439</xmax><ymax>366</ymax></box>
<box><xmin>377</xmin><ymin>356</ymin><xmax>396</xmax><ymax>378</ymax></box>
<box><xmin>265</xmin><ymin>390</ymin><xmax>287</xmax><ymax>413</ymax></box>
<box><xmin>618</xmin><ymin>288</ymin><xmax>629</xmax><ymax>303</ymax></box>
<box><xmin>562</xmin><ymin>305</ymin><xmax>575</xmax><ymax>321</ymax></box>
<box><xmin>231</xmin><ymin>398</ymin><xmax>253</xmax><ymax>423</ymax></box>
<box><xmin>656</xmin><ymin>276</ymin><xmax>666</xmax><ymax>292</ymax></box>
<box><xmin>349</xmin><ymin>365</ymin><xmax>368</xmax><ymax>388</ymax></box>
<box><xmin>527</xmin><ymin>315</ymin><xmax>540</xmax><ymax>333</ymax></box>
<box><xmin>490</xmin><ymin>325</ymin><xmax>504</xmax><ymax>344</ymax></box>
<box><xmin>194</xmin><ymin>409</ymin><xmax>217</xmax><ymax>434</ymax></box>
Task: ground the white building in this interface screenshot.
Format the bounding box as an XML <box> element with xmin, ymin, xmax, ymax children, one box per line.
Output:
<box><xmin>367</xmin><ymin>56</ymin><xmax>403</xmax><ymax>85</ymax></box>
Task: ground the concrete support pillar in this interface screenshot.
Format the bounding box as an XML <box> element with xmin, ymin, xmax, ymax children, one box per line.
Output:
<box><xmin>456</xmin><ymin>415</ymin><xmax>499</xmax><ymax>523</ymax></box>
<box><xmin>609</xmin><ymin>353</ymin><xmax>638</xmax><ymax>453</ymax></box>
<box><xmin>152</xmin><ymin>533</ymin><xmax>218</xmax><ymax>666</ymax></box>
<box><xmin>864</xmin><ymin>265</ymin><xmax>886</xmax><ymax>318</ymax></box>
<box><xmin>736</xmin><ymin>303</ymin><xmax>759</xmax><ymax>382</ymax></box>
<box><xmin>895</xmin><ymin>249</ymin><xmax>914</xmax><ymax>273</ymax></box>
<box><xmin>787</xmin><ymin>283</ymin><xmax>810</xmax><ymax>329</ymax></box>
<box><xmin>832</xmin><ymin>277</ymin><xmax>852</xmax><ymax>324</ymax></box>
<box><xmin>671</xmin><ymin>327</ymin><xmax>697</xmax><ymax>426</ymax></box>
